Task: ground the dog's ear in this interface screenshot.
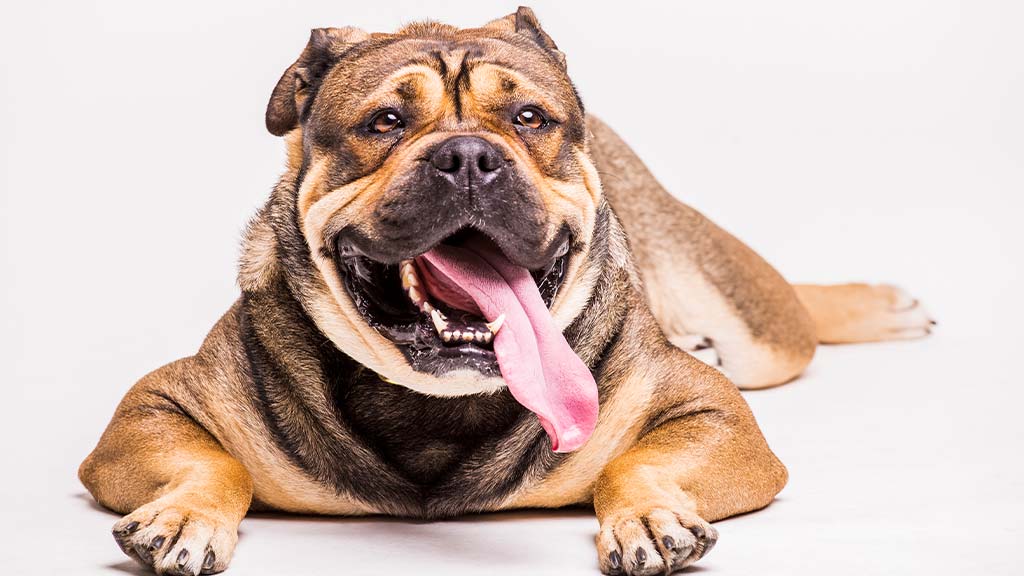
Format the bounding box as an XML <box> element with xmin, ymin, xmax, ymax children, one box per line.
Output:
<box><xmin>485</xmin><ymin>6</ymin><xmax>566</xmax><ymax>69</ymax></box>
<box><xmin>266</xmin><ymin>27</ymin><xmax>369</xmax><ymax>136</ymax></box>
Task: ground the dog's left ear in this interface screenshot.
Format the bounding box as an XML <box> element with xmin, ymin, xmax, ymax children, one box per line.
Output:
<box><xmin>266</xmin><ymin>27</ymin><xmax>369</xmax><ymax>136</ymax></box>
<box><xmin>486</xmin><ymin>6</ymin><xmax>566</xmax><ymax>69</ymax></box>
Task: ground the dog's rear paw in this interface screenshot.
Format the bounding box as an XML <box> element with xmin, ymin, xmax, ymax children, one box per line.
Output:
<box><xmin>596</xmin><ymin>507</ymin><xmax>717</xmax><ymax>575</ymax></box>
<box><xmin>801</xmin><ymin>283</ymin><xmax>936</xmax><ymax>344</ymax></box>
<box><xmin>668</xmin><ymin>334</ymin><xmax>722</xmax><ymax>368</ymax></box>
<box><xmin>112</xmin><ymin>494</ymin><xmax>237</xmax><ymax>575</ymax></box>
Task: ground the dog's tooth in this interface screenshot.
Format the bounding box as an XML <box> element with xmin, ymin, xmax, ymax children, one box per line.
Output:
<box><xmin>452</xmin><ymin>330</ymin><xmax>462</xmax><ymax>341</ymax></box>
<box><xmin>401</xmin><ymin>271</ymin><xmax>418</xmax><ymax>289</ymax></box>
<box><xmin>485</xmin><ymin>313</ymin><xmax>506</xmax><ymax>335</ymax></box>
<box><xmin>474</xmin><ymin>332</ymin><xmax>485</xmax><ymax>343</ymax></box>
<box><xmin>443</xmin><ymin>330</ymin><xmax>453</xmax><ymax>342</ymax></box>
<box><xmin>422</xmin><ymin>301</ymin><xmax>434</xmax><ymax>313</ymax></box>
<box><xmin>430</xmin><ymin>309</ymin><xmax>448</xmax><ymax>332</ymax></box>
<box><xmin>408</xmin><ymin>286</ymin><xmax>422</xmax><ymax>304</ymax></box>
<box><xmin>462</xmin><ymin>331</ymin><xmax>474</xmax><ymax>342</ymax></box>
<box><xmin>483</xmin><ymin>332</ymin><xmax>493</xmax><ymax>343</ymax></box>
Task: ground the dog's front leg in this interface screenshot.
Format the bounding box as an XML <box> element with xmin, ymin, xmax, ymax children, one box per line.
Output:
<box><xmin>592</xmin><ymin>361</ymin><xmax>787</xmax><ymax>575</ymax></box>
<box><xmin>80</xmin><ymin>362</ymin><xmax>252</xmax><ymax>575</ymax></box>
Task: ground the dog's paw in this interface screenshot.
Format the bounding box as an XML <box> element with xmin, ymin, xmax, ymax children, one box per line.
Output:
<box><xmin>668</xmin><ymin>334</ymin><xmax>722</xmax><ymax>368</ymax></box>
<box><xmin>805</xmin><ymin>283</ymin><xmax>936</xmax><ymax>343</ymax></box>
<box><xmin>873</xmin><ymin>285</ymin><xmax>935</xmax><ymax>340</ymax></box>
<box><xmin>112</xmin><ymin>494</ymin><xmax>237</xmax><ymax>575</ymax></box>
<box><xmin>851</xmin><ymin>284</ymin><xmax>934</xmax><ymax>342</ymax></box>
<box><xmin>596</xmin><ymin>507</ymin><xmax>717</xmax><ymax>575</ymax></box>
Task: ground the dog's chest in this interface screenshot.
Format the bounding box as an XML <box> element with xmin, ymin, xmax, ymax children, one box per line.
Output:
<box><xmin>336</xmin><ymin>381</ymin><xmax>522</xmax><ymax>484</ymax></box>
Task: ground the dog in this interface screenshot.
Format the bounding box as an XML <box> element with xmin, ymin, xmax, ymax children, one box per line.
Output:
<box><xmin>80</xmin><ymin>8</ymin><xmax>933</xmax><ymax>575</ymax></box>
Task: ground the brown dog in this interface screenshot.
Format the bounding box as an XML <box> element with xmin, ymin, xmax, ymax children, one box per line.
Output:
<box><xmin>80</xmin><ymin>8</ymin><xmax>933</xmax><ymax>576</ymax></box>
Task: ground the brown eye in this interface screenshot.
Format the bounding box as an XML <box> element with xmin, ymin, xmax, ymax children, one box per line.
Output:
<box><xmin>514</xmin><ymin>107</ymin><xmax>547</xmax><ymax>129</ymax></box>
<box><xmin>369</xmin><ymin>110</ymin><xmax>404</xmax><ymax>134</ymax></box>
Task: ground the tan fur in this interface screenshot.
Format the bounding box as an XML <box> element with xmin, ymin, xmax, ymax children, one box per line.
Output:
<box><xmin>506</xmin><ymin>368</ymin><xmax>655</xmax><ymax>508</ymax></box>
<box><xmin>794</xmin><ymin>283</ymin><xmax>933</xmax><ymax>343</ymax></box>
<box><xmin>81</xmin><ymin>9</ymin><xmax>931</xmax><ymax>576</ymax></box>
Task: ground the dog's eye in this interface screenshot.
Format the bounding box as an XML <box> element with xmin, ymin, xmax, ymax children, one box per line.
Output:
<box><xmin>514</xmin><ymin>107</ymin><xmax>548</xmax><ymax>130</ymax></box>
<box><xmin>369</xmin><ymin>110</ymin><xmax>404</xmax><ymax>134</ymax></box>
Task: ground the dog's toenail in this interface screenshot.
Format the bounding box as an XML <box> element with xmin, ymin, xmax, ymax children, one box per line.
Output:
<box><xmin>635</xmin><ymin>546</ymin><xmax>647</xmax><ymax>565</ymax></box>
<box><xmin>692</xmin><ymin>525</ymin><xmax>705</xmax><ymax>539</ymax></box>
<box><xmin>150</xmin><ymin>535</ymin><xmax>166</xmax><ymax>551</ymax></box>
<box><xmin>609</xmin><ymin>550</ymin><xmax>622</xmax><ymax>571</ymax></box>
<box><xmin>662</xmin><ymin>535</ymin><xmax>676</xmax><ymax>551</ymax></box>
<box><xmin>177</xmin><ymin>549</ymin><xmax>190</xmax><ymax>567</ymax></box>
<box><xmin>122</xmin><ymin>521</ymin><xmax>139</xmax><ymax>534</ymax></box>
<box><xmin>203</xmin><ymin>550</ymin><xmax>216</xmax><ymax>570</ymax></box>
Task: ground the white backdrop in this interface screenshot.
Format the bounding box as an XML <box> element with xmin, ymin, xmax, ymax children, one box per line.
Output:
<box><xmin>2</xmin><ymin>1</ymin><xmax>1022</xmax><ymax>575</ymax></box>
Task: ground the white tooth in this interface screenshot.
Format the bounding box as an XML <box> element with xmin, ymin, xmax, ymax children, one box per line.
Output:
<box><xmin>483</xmin><ymin>332</ymin><xmax>493</xmax><ymax>343</ymax></box>
<box><xmin>401</xmin><ymin>272</ymin><xmax>418</xmax><ymax>289</ymax></box>
<box><xmin>431</xmin><ymin>309</ymin><xmax>448</xmax><ymax>332</ymax></box>
<box><xmin>475</xmin><ymin>332</ymin><xmax>485</xmax><ymax>343</ymax></box>
<box><xmin>462</xmin><ymin>331</ymin><xmax>474</xmax><ymax>342</ymax></box>
<box><xmin>408</xmin><ymin>286</ymin><xmax>422</xmax><ymax>303</ymax></box>
<box><xmin>443</xmin><ymin>330</ymin><xmax>453</xmax><ymax>342</ymax></box>
<box><xmin>422</xmin><ymin>301</ymin><xmax>434</xmax><ymax>313</ymax></box>
<box><xmin>452</xmin><ymin>330</ymin><xmax>462</xmax><ymax>341</ymax></box>
<box><xmin>485</xmin><ymin>313</ymin><xmax>506</xmax><ymax>335</ymax></box>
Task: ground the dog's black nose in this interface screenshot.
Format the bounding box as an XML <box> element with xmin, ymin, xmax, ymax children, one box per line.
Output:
<box><xmin>430</xmin><ymin>136</ymin><xmax>504</xmax><ymax>187</ymax></box>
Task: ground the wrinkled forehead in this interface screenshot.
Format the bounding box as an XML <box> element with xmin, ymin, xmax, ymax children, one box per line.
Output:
<box><xmin>313</xmin><ymin>35</ymin><xmax>580</xmax><ymax>124</ymax></box>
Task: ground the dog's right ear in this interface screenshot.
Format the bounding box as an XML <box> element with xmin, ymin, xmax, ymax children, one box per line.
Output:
<box><xmin>266</xmin><ymin>27</ymin><xmax>369</xmax><ymax>137</ymax></box>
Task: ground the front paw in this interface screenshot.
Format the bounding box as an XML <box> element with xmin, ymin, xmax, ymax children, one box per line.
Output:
<box><xmin>112</xmin><ymin>493</ymin><xmax>238</xmax><ymax>575</ymax></box>
<box><xmin>596</xmin><ymin>507</ymin><xmax>717</xmax><ymax>575</ymax></box>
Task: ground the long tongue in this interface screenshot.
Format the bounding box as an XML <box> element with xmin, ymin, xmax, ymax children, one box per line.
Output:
<box><xmin>420</xmin><ymin>242</ymin><xmax>598</xmax><ymax>453</ymax></box>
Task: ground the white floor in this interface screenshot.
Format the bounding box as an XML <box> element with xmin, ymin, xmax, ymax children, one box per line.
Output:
<box><xmin>4</xmin><ymin>1</ymin><xmax>1023</xmax><ymax>574</ymax></box>
<box><xmin>10</xmin><ymin>328</ymin><xmax>1022</xmax><ymax>575</ymax></box>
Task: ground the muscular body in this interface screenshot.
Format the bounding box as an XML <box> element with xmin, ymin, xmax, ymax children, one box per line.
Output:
<box><xmin>80</xmin><ymin>11</ymin><xmax>931</xmax><ymax>576</ymax></box>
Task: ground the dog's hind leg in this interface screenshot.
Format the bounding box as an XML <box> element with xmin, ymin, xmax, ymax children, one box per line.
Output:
<box><xmin>589</xmin><ymin>116</ymin><xmax>817</xmax><ymax>389</ymax></box>
<box><xmin>79</xmin><ymin>359</ymin><xmax>252</xmax><ymax>575</ymax></box>
<box><xmin>588</xmin><ymin>116</ymin><xmax>932</xmax><ymax>389</ymax></box>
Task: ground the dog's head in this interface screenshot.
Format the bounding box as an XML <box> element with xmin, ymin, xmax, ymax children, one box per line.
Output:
<box><xmin>247</xmin><ymin>8</ymin><xmax>614</xmax><ymax>451</ymax></box>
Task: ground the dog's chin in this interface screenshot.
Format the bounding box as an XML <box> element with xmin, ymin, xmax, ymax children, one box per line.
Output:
<box><xmin>393</xmin><ymin>371</ymin><xmax>509</xmax><ymax>397</ymax></box>
<box><xmin>332</xmin><ymin>227</ymin><xmax>571</xmax><ymax>386</ymax></box>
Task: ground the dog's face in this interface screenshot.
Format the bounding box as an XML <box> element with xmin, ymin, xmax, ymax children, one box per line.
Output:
<box><xmin>262</xmin><ymin>9</ymin><xmax>605</xmax><ymax>401</ymax></box>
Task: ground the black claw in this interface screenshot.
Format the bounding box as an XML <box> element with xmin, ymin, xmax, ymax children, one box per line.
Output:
<box><xmin>691</xmin><ymin>524</ymin><xmax>706</xmax><ymax>540</ymax></box>
<box><xmin>662</xmin><ymin>535</ymin><xmax>676</xmax><ymax>551</ymax></box>
<box><xmin>150</xmin><ymin>535</ymin><xmax>166</xmax><ymax>551</ymax></box>
<box><xmin>203</xmin><ymin>550</ymin><xmax>216</xmax><ymax>571</ymax></box>
<box><xmin>635</xmin><ymin>546</ymin><xmax>647</xmax><ymax>565</ymax></box>
<box><xmin>122</xmin><ymin>521</ymin><xmax>140</xmax><ymax>534</ymax></box>
<box><xmin>177</xmin><ymin>548</ymin><xmax>190</xmax><ymax>568</ymax></box>
<box><xmin>134</xmin><ymin>543</ymin><xmax>154</xmax><ymax>564</ymax></box>
<box><xmin>609</xmin><ymin>550</ymin><xmax>622</xmax><ymax>572</ymax></box>
<box><xmin>929</xmin><ymin>319</ymin><xmax>937</xmax><ymax>326</ymax></box>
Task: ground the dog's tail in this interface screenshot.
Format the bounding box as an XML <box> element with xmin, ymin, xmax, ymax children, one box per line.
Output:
<box><xmin>793</xmin><ymin>283</ymin><xmax>935</xmax><ymax>344</ymax></box>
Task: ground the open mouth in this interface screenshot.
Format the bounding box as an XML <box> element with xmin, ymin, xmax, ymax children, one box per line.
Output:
<box><xmin>334</xmin><ymin>228</ymin><xmax>569</xmax><ymax>376</ymax></box>
<box><xmin>333</xmin><ymin>227</ymin><xmax>599</xmax><ymax>453</ymax></box>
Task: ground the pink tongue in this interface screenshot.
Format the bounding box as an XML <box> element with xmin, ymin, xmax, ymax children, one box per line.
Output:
<box><xmin>420</xmin><ymin>242</ymin><xmax>598</xmax><ymax>453</ymax></box>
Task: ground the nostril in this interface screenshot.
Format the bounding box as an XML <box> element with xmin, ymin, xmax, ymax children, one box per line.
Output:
<box><xmin>477</xmin><ymin>153</ymin><xmax>501</xmax><ymax>173</ymax></box>
<box><xmin>433</xmin><ymin>152</ymin><xmax>461</xmax><ymax>173</ymax></box>
<box><xmin>443</xmin><ymin>155</ymin><xmax>461</xmax><ymax>173</ymax></box>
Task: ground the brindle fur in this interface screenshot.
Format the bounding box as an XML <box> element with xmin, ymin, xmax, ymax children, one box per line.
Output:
<box><xmin>80</xmin><ymin>8</ymin><xmax>932</xmax><ymax>576</ymax></box>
